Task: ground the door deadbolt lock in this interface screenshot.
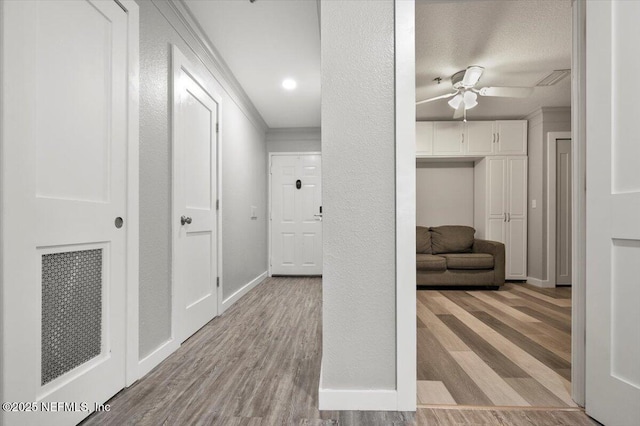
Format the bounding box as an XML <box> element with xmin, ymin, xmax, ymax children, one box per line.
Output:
<box><xmin>181</xmin><ymin>215</ymin><xmax>192</xmax><ymax>225</ymax></box>
<box><xmin>115</xmin><ymin>217</ymin><xmax>124</xmax><ymax>229</ymax></box>
<box><xmin>296</xmin><ymin>179</ymin><xmax>301</xmax><ymax>189</ymax></box>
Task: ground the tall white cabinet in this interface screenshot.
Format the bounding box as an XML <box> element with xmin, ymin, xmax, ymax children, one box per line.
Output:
<box><xmin>474</xmin><ymin>156</ymin><xmax>528</xmax><ymax>279</ymax></box>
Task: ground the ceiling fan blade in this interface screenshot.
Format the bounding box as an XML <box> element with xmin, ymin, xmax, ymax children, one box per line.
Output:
<box><xmin>453</xmin><ymin>102</ymin><xmax>464</xmax><ymax>119</ymax></box>
<box><xmin>477</xmin><ymin>86</ymin><xmax>534</xmax><ymax>98</ymax></box>
<box><xmin>462</xmin><ymin>66</ymin><xmax>484</xmax><ymax>87</ymax></box>
<box><xmin>416</xmin><ymin>92</ymin><xmax>457</xmax><ymax>105</ymax></box>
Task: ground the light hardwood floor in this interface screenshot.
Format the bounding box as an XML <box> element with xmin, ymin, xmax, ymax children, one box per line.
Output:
<box><xmin>417</xmin><ymin>283</ymin><xmax>579</xmax><ymax>408</ymax></box>
<box><xmin>81</xmin><ymin>278</ymin><xmax>597</xmax><ymax>425</ymax></box>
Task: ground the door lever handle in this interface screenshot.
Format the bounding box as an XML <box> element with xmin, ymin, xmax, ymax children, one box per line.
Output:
<box><xmin>181</xmin><ymin>215</ymin><xmax>192</xmax><ymax>225</ymax></box>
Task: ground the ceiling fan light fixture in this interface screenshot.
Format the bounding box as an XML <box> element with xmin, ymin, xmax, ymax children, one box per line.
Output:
<box><xmin>461</xmin><ymin>66</ymin><xmax>484</xmax><ymax>87</ymax></box>
<box><xmin>463</xmin><ymin>91</ymin><xmax>478</xmax><ymax>109</ymax></box>
<box><xmin>448</xmin><ymin>93</ymin><xmax>463</xmax><ymax>109</ymax></box>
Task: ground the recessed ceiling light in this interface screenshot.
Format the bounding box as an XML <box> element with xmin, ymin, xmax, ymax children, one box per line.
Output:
<box><xmin>282</xmin><ymin>78</ymin><xmax>297</xmax><ymax>90</ymax></box>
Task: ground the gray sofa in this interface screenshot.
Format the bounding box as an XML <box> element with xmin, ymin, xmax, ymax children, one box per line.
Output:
<box><xmin>416</xmin><ymin>225</ymin><xmax>505</xmax><ymax>288</ymax></box>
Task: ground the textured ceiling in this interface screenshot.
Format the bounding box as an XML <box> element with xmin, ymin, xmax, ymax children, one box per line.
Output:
<box><xmin>183</xmin><ymin>0</ymin><xmax>321</xmax><ymax>129</ymax></box>
<box><xmin>416</xmin><ymin>0</ymin><xmax>572</xmax><ymax>121</ymax></box>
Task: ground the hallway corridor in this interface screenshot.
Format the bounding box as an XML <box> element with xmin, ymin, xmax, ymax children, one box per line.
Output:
<box><xmin>82</xmin><ymin>277</ymin><xmax>413</xmax><ymax>425</ymax></box>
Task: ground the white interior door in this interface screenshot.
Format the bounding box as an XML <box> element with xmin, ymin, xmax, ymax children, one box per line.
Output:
<box><xmin>585</xmin><ymin>1</ymin><xmax>640</xmax><ymax>424</ymax></box>
<box><xmin>486</xmin><ymin>157</ymin><xmax>507</xmax><ymax>244</ymax></box>
<box><xmin>556</xmin><ymin>139</ymin><xmax>572</xmax><ymax>285</ymax></box>
<box><xmin>1</xmin><ymin>1</ymin><xmax>129</xmax><ymax>424</ymax></box>
<box><xmin>172</xmin><ymin>47</ymin><xmax>219</xmax><ymax>343</ymax></box>
<box><xmin>270</xmin><ymin>154</ymin><xmax>323</xmax><ymax>275</ymax></box>
<box><xmin>506</xmin><ymin>157</ymin><xmax>528</xmax><ymax>279</ymax></box>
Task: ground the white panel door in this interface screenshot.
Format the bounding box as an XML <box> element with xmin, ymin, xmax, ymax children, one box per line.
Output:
<box><xmin>496</xmin><ymin>121</ymin><xmax>527</xmax><ymax>155</ymax></box>
<box><xmin>506</xmin><ymin>157</ymin><xmax>528</xmax><ymax>279</ymax></box>
<box><xmin>433</xmin><ymin>122</ymin><xmax>464</xmax><ymax>155</ymax></box>
<box><xmin>486</xmin><ymin>157</ymin><xmax>507</xmax><ymax>245</ymax></box>
<box><xmin>465</xmin><ymin>121</ymin><xmax>495</xmax><ymax>155</ymax></box>
<box><xmin>271</xmin><ymin>155</ymin><xmax>323</xmax><ymax>275</ymax></box>
<box><xmin>585</xmin><ymin>1</ymin><xmax>640</xmax><ymax>425</ymax></box>
<box><xmin>1</xmin><ymin>1</ymin><xmax>129</xmax><ymax>425</ymax></box>
<box><xmin>172</xmin><ymin>47</ymin><xmax>219</xmax><ymax>343</ymax></box>
<box><xmin>556</xmin><ymin>139</ymin><xmax>572</xmax><ymax>285</ymax></box>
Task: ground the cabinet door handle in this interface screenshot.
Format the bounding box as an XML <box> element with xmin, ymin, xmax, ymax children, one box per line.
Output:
<box><xmin>508</xmin><ymin>213</ymin><xmax>511</xmax><ymax>222</ymax></box>
<box><xmin>504</xmin><ymin>213</ymin><xmax>507</xmax><ymax>222</ymax></box>
<box><xmin>497</xmin><ymin>132</ymin><xmax>500</xmax><ymax>143</ymax></box>
<box><xmin>492</xmin><ymin>133</ymin><xmax>496</xmax><ymax>143</ymax></box>
<box><xmin>461</xmin><ymin>133</ymin><xmax>464</xmax><ymax>143</ymax></box>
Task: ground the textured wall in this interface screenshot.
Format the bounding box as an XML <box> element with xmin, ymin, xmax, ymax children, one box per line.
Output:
<box><xmin>266</xmin><ymin>128</ymin><xmax>321</xmax><ymax>153</ymax></box>
<box><xmin>526</xmin><ymin>107</ymin><xmax>571</xmax><ymax>281</ymax></box>
<box><xmin>137</xmin><ymin>0</ymin><xmax>267</xmax><ymax>357</ymax></box>
<box><xmin>321</xmin><ymin>0</ymin><xmax>396</xmax><ymax>390</ymax></box>
<box><xmin>416</xmin><ymin>162</ymin><xmax>475</xmax><ymax>227</ymax></box>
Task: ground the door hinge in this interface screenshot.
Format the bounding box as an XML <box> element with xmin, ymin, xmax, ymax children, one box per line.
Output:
<box><xmin>216</xmin><ymin>277</ymin><xmax>220</xmax><ymax>287</ymax></box>
<box><xmin>216</xmin><ymin>199</ymin><xmax>219</xmax><ymax>210</ymax></box>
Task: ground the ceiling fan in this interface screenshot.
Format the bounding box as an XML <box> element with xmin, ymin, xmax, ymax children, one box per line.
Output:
<box><xmin>416</xmin><ymin>66</ymin><xmax>534</xmax><ymax>121</ymax></box>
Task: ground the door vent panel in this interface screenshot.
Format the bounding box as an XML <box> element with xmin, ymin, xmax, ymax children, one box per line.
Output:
<box><xmin>41</xmin><ymin>249</ymin><xmax>103</xmax><ymax>385</ymax></box>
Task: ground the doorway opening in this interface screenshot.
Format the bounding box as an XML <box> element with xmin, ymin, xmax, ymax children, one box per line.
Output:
<box><xmin>414</xmin><ymin>0</ymin><xmax>578</xmax><ymax>412</ymax></box>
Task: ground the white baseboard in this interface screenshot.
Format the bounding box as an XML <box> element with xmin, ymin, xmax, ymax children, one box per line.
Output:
<box><xmin>319</xmin><ymin>388</ymin><xmax>398</xmax><ymax>411</ymax></box>
<box><xmin>221</xmin><ymin>271</ymin><xmax>268</xmax><ymax>313</ymax></box>
<box><xmin>526</xmin><ymin>277</ymin><xmax>555</xmax><ymax>288</ymax></box>
<box><xmin>137</xmin><ymin>338</ymin><xmax>180</xmax><ymax>379</ymax></box>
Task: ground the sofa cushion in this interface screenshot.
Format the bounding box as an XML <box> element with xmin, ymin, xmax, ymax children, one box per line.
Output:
<box><xmin>416</xmin><ymin>254</ymin><xmax>446</xmax><ymax>272</ymax></box>
<box><xmin>442</xmin><ymin>253</ymin><xmax>494</xmax><ymax>270</ymax></box>
<box><xmin>430</xmin><ymin>225</ymin><xmax>475</xmax><ymax>254</ymax></box>
<box><xmin>416</xmin><ymin>226</ymin><xmax>432</xmax><ymax>254</ymax></box>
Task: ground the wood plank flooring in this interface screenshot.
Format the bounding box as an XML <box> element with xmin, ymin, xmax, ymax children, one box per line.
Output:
<box><xmin>417</xmin><ymin>283</ymin><xmax>576</xmax><ymax>408</ymax></box>
<box><xmin>82</xmin><ymin>277</ymin><xmax>414</xmax><ymax>426</ymax></box>
<box><xmin>80</xmin><ymin>278</ymin><xmax>598</xmax><ymax>425</ymax></box>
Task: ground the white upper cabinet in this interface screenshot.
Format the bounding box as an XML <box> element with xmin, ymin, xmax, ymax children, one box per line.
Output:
<box><xmin>416</xmin><ymin>121</ymin><xmax>434</xmax><ymax>155</ymax></box>
<box><xmin>465</xmin><ymin>121</ymin><xmax>495</xmax><ymax>155</ymax></box>
<box><xmin>433</xmin><ymin>122</ymin><xmax>465</xmax><ymax>155</ymax></box>
<box><xmin>495</xmin><ymin>120</ymin><xmax>528</xmax><ymax>155</ymax></box>
<box><xmin>416</xmin><ymin>120</ymin><xmax>527</xmax><ymax>157</ymax></box>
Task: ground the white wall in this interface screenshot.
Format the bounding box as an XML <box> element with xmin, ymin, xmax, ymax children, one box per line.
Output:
<box><xmin>137</xmin><ymin>0</ymin><xmax>268</xmax><ymax>358</ymax></box>
<box><xmin>267</xmin><ymin>127</ymin><xmax>321</xmax><ymax>153</ymax></box>
<box><xmin>416</xmin><ymin>162</ymin><xmax>474</xmax><ymax>227</ymax></box>
<box><xmin>320</xmin><ymin>0</ymin><xmax>396</xmax><ymax>396</ymax></box>
<box><xmin>526</xmin><ymin>107</ymin><xmax>571</xmax><ymax>281</ymax></box>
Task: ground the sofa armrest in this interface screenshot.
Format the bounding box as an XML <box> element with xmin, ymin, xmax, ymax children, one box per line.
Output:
<box><xmin>473</xmin><ymin>239</ymin><xmax>505</xmax><ymax>285</ymax></box>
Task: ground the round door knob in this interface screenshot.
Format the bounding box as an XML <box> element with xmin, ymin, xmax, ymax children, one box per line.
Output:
<box><xmin>181</xmin><ymin>215</ymin><xmax>192</xmax><ymax>225</ymax></box>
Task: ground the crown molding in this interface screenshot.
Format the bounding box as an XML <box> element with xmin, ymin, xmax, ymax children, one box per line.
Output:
<box><xmin>266</xmin><ymin>127</ymin><xmax>321</xmax><ymax>142</ymax></box>
<box><xmin>153</xmin><ymin>0</ymin><xmax>268</xmax><ymax>132</ymax></box>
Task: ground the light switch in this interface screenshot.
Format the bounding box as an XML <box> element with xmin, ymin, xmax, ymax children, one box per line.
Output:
<box><xmin>531</xmin><ymin>199</ymin><xmax>537</xmax><ymax>209</ymax></box>
<box><xmin>251</xmin><ymin>205</ymin><xmax>258</xmax><ymax>219</ymax></box>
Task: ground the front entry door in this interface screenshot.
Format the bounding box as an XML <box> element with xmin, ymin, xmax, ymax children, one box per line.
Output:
<box><xmin>172</xmin><ymin>47</ymin><xmax>220</xmax><ymax>343</ymax></box>
<box><xmin>1</xmin><ymin>1</ymin><xmax>129</xmax><ymax>425</ymax></box>
<box><xmin>271</xmin><ymin>154</ymin><xmax>323</xmax><ymax>275</ymax></box>
<box><xmin>585</xmin><ymin>1</ymin><xmax>640</xmax><ymax>424</ymax></box>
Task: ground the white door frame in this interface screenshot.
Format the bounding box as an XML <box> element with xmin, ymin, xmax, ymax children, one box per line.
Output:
<box><xmin>545</xmin><ymin>131</ymin><xmax>572</xmax><ymax>289</ymax></box>
<box><xmin>120</xmin><ymin>0</ymin><xmax>141</xmax><ymax>388</ymax></box>
<box><xmin>267</xmin><ymin>151</ymin><xmax>322</xmax><ymax>277</ymax></box>
<box><xmin>570</xmin><ymin>0</ymin><xmax>586</xmax><ymax>407</ymax></box>
<box><xmin>0</xmin><ymin>0</ymin><xmax>140</xmax><ymax>396</ymax></box>
<box><xmin>394</xmin><ymin>0</ymin><xmax>587</xmax><ymax>411</ymax></box>
<box><xmin>395</xmin><ymin>0</ymin><xmax>417</xmax><ymax>411</ymax></box>
<box><xmin>170</xmin><ymin>45</ymin><xmax>223</xmax><ymax>349</ymax></box>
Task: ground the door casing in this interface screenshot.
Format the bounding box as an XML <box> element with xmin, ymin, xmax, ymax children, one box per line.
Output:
<box><xmin>171</xmin><ymin>45</ymin><xmax>223</xmax><ymax>346</ymax></box>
